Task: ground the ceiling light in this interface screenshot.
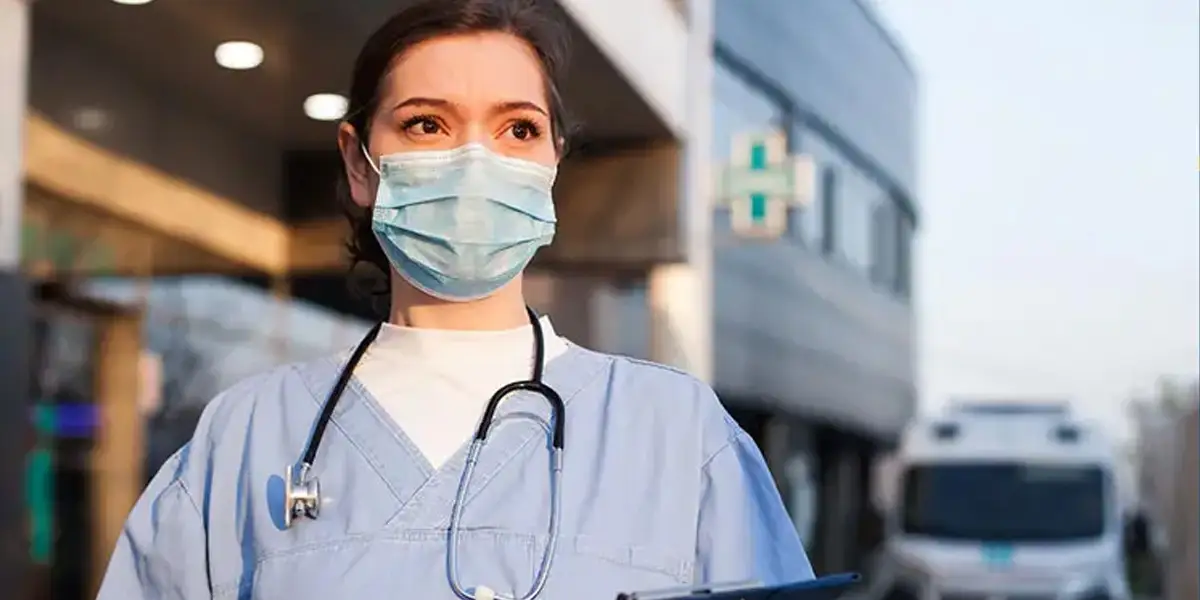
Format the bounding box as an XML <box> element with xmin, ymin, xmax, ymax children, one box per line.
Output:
<box><xmin>111</xmin><ymin>0</ymin><xmax>155</xmax><ymax>5</ymax></box>
<box><xmin>72</xmin><ymin>107</ymin><xmax>111</xmax><ymax>132</ymax></box>
<box><xmin>304</xmin><ymin>94</ymin><xmax>348</xmax><ymax>121</ymax></box>
<box><xmin>214</xmin><ymin>41</ymin><xmax>264</xmax><ymax>70</ymax></box>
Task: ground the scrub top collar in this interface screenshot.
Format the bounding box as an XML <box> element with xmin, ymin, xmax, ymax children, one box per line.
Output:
<box><xmin>293</xmin><ymin>342</ymin><xmax>611</xmax><ymax>530</ymax></box>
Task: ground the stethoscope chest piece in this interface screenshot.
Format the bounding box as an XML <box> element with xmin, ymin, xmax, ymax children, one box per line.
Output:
<box><xmin>283</xmin><ymin>462</ymin><xmax>321</xmax><ymax>529</ymax></box>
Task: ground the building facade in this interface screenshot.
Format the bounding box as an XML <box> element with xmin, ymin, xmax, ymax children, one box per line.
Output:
<box><xmin>1</xmin><ymin>0</ymin><xmax>918</xmax><ymax>594</ymax></box>
<box><xmin>706</xmin><ymin>0</ymin><xmax>919</xmax><ymax>574</ymax></box>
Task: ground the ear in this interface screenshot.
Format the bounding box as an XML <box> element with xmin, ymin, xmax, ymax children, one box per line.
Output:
<box><xmin>337</xmin><ymin>122</ymin><xmax>375</xmax><ymax>209</ymax></box>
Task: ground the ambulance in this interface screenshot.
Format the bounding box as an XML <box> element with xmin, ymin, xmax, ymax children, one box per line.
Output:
<box><xmin>864</xmin><ymin>401</ymin><xmax>1133</xmax><ymax>600</ymax></box>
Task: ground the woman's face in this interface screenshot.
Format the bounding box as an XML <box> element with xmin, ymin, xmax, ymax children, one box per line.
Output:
<box><xmin>340</xmin><ymin>31</ymin><xmax>558</xmax><ymax>209</ymax></box>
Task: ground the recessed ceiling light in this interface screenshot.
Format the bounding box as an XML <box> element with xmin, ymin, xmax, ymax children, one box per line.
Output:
<box><xmin>111</xmin><ymin>0</ymin><xmax>155</xmax><ymax>5</ymax></box>
<box><xmin>304</xmin><ymin>94</ymin><xmax>349</xmax><ymax>121</ymax></box>
<box><xmin>72</xmin><ymin>107</ymin><xmax>111</xmax><ymax>132</ymax></box>
<box><xmin>214</xmin><ymin>41</ymin><xmax>264</xmax><ymax>70</ymax></box>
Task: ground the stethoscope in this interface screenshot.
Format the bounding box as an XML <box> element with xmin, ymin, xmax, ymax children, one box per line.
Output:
<box><xmin>282</xmin><ymin>306</ymin><xmax>566</xmax><ymax>600</ymax></box>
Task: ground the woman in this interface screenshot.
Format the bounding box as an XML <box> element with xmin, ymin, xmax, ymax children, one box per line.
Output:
<box><xmin>97</xmin><ymin>1</ymin><xmax>812</xmax><ymax>598</ymax></box>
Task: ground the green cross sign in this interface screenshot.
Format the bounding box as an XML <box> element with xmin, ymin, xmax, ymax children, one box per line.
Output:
<box><xmin>748</xmin><ymin>141</ymin><xmax>770</xmax><ymax>223</ymax></box>
<box><xmin>715</xmin><ymin>130</ymin><xmax>813</xmax><ymax>239</ymax></box>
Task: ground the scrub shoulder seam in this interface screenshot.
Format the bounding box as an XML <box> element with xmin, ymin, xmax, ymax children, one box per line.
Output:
<box><xmin>613</xmin><ymin>354</ymin><xmax>708</xmax><ymax>385</ymax></box>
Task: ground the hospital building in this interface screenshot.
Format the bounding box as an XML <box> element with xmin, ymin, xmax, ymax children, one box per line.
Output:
<box><xmin>0</xmin><ymin>0</ymin><xmax>918</xmax><ymax>596</ymax></box>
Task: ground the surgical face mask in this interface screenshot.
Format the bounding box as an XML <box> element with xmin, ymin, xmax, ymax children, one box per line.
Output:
<box><xmin>364</xmin><ymin>143</ymin><xmax>557</xmax><ymax>302</ymax></box>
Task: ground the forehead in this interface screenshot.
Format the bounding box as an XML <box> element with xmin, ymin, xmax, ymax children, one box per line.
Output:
<box><xmin>383</xmin><ymin>31</ymin><xmax>549</xmax><ymax>109</ymax></box>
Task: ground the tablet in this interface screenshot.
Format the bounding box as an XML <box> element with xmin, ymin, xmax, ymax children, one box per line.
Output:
<box><xmin>615</xmin><ymin>573</ymin><xmax>861</xmax><ymax>600</ymax></box>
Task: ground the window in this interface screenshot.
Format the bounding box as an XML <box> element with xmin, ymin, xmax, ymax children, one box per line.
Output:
<box><xmin>800</xmin><ymin>127</ymin><xmax>913</xmax><ymax>292</ymax></box>
<box><xmin>711</xmin><ymin>55</ymin><xmax>917</xmax><ymax>297</ymax></box>
<box><xmin>901</xmin><ymin>463</ymin><xmax>1108</xmax><ymax>542</ymax></box>
<box><xmin>870</xmin><ymin>201</ymin><xmax>897</xmax><ymax>288</ymax></box>
<box><xmin>804</xmin><ymin>130</ymin><xmax>878</xmax><ymax>268</ymax></box>
<box><xmin>820</xmin><ymin>168</ymin><xmax>838</xmax><ymax>255</ymax></box>
<box><xmin>838</xmin><ymin>169</ymin><xmax>876</xmax><ymax>271</ymax></box>
<box><xmin>895</xmin><ymin>212</ymin><xmax>913</xmax><ymax>297</ymax></box>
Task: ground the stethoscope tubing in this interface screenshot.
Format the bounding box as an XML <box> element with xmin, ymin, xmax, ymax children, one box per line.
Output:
<box><xmin>301</xmin><ymin>321</ymin><xmax>383</xmax><ymax>468</ymax></box>
<box><xmin>291</xmin><ymin>306</ymin><xmax>566</xmax><ymax>600</ymax></box>
<box><xmin>447</xmin><ymin>439</ymin><xmax>564</xmax><ymax>600</ymax></box>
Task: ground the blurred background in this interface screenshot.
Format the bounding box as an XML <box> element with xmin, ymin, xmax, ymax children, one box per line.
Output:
<box><xmin>0</xmin><ymin>0</ymin><xmax>1195</xmax><ymax>599</ymax></box>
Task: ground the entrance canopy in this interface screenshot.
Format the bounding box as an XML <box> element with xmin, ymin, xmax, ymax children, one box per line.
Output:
<box><xmin>24</xmin><ymin>0</ymin><xmax>692</xmax><ymax>278</ymax></box>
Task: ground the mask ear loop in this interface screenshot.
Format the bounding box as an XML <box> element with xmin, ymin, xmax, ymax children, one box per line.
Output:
<box><xmin>359</xmin><ymin>142</ymin><xmax>382</xmax><ymax>177</ymax></box>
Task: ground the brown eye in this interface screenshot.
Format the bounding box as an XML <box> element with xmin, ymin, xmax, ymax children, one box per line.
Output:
<box><xmin>506</xmin><ymin>120</ymin><xmax>541</xmax><ymax>141</ymax></box>
<box><xmin>402</xmin><ymin>116</ymin><xmax>443</xmax><ymax>137</ymax></box>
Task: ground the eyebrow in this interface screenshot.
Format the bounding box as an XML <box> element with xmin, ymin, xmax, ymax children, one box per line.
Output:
<box><xmin>491</xmin><ymin>100</ymin><xmax>548</xmax><ymax>117</ymax></box>
<box><xmin>391</xmin><ymin>97</ymin><xmax>548</xmax><ymax>118</ymax></box>
<box><xmin>392</xmin><ymin>97</ymin><xmax>456</xmax><ymax>112</ymax></box>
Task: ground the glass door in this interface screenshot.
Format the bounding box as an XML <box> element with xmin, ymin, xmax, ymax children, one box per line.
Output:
<box><xmin>28</xmin><ymin>301</ymin><xmax>101</xmax><ymax>600</ymax></box>
<box><xmin>26</xmin><ymin>286</ymin><xmax>142</xmax><ymax>600</ymax></box>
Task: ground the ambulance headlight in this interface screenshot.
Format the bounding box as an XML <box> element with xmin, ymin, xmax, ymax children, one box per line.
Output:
<box><xmin>1059</xmin><ymin>575</ymin><xmax>1112</xmax><ymax>600</ymax></box>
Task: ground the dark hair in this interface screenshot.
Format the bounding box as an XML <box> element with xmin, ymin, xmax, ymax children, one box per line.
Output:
<box><xmin>339</xmin><ymin>0</ymin><xmax>572</xmax><ymax>313</ymax></box>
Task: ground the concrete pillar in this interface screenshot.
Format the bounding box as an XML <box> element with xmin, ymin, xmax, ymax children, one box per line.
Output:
<box><xmin>523</xmin><ymin>272</ymin><xmax>596</xmax><ymax>347</ymax></box>
<box><xmin>647</xmin><ymin>264</ymin><xmax>708</xmax><ymax>377</ymax></box>
<box><xmin>269</xmin><ymin>277</ymin><xmax>292</xmax><ymax>363</ymax></box>
<box><xmin>763</xmin><ymin>415</ymin><xmax>792</xmax><ymax>497</ymax></box>
<box><xmin>90</xmin><ymin>311</ymin><xmax>143</xmax><ymax>598</ymax></box>
<box><xmin>1168</xmin><ymin>404</ymin><xmax>1199</xmax><ymax>600</ymax></box>
<box><xmin>813</xmin><ymin>441</ymin><xmax>862</xmax><ymax>573</ymax></box>
<box><xmin>648</xmin><ymin>0</ymin><xmax>714</xmax><ymax>382</ymax></box>
<box><xmin>588</xmin><ymin>282</ymin><xmax>623</xmax><ymax>355</ymax></box>
<box><xmin>0</xmin><ymin>0</ymin><xmax>28</xmax><ymax>264</ymax></box>
<box><xmin>0</xmin><ymin>0</ymin><xmax>31</xmax><ymax>593</ymax></box>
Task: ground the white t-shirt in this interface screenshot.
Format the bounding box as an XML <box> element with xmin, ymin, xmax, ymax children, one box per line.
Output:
<box><xmin>353</xmin><ymin>315</ymin><xmax>569</xmax><ymax>469</ymax></box>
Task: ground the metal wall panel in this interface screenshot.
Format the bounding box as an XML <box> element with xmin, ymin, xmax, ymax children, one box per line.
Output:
<box><xmin>715</xmin><ymin>0</ymin><xmax>918</xmax><ymax>200</ymax></box>
<box><xmin>707</xmin><ymin>0</ymin><xmax>918</xmax><ymax>440</ymax></box>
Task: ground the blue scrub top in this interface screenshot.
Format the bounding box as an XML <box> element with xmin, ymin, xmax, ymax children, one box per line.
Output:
<box><xmin>97</xmin><ymin>343</ymin><xmax>813</xmax><ymax>599</ymax></box>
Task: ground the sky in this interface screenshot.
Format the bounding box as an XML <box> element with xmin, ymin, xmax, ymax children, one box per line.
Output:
<box><xmin>872</xmin><ymin>0</ymin><xmax>1200</xmax><ymax>439</ymax></box>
